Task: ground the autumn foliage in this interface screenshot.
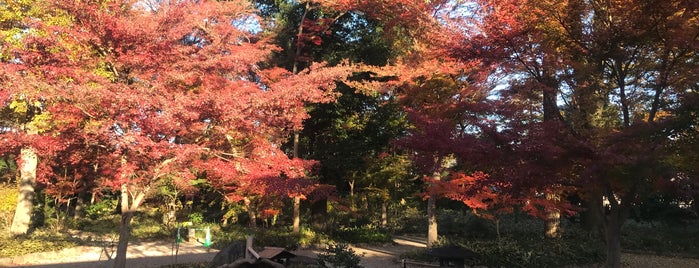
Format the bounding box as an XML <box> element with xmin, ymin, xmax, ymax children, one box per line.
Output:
<box><xmin>0</xmin><ymin>0</ymin><xmax>697</xmax><ymax>267</ymax></box>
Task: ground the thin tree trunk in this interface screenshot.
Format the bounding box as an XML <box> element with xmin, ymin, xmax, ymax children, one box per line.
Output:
<box><xmin>427</xmin><ymin>171</ymin><xmax>440</xmax><ymax>247</ymax></box>
<box><xmin>495</xmin><ymin>218</ymin><xmax>501</xmax><ymax>242</ymax></box>
<box><xmin>380</xmin><ymin>200</ymin><xmax>388</xmax><ymax>228</ymax></box>
<box><xmin>248</xmin><ymin>209</ymin><xmax>257</xmax><ymax>228</ymax></box>
<box><xmin>545</xmin><ymin>191</ymin><xmax>561</xmax><ymax>238</ymax></box>
<box><xmin>10</xmin><ymin>147</ymin><xmax>38</xmax><ymax>235</ymax></box>
<box><xmin>292</xmin><ymin>196</ymin><xmax>301</xmax><ymax>233</ymax></box>
<box><xmin>292</xmin><ymin>132</ymin><xmax>301</xmax><ymax>234</ymax></box>
<box><xmin>74</xmin><ymin>195</ymin><xmax>84</xmax><ymax>220</ymax></box>
<box><xmin>427</xmin><ymin>194</ymin><xmax>438</xmax><ymax>247</ymax></box>
<box><xmin>361</xmin><ymin>195</ymin><xmax>368</xmax><ymax>211</ymax></box>
<box><xmin>114</xmin><ymin>185</ymin><xmax>133</xmax><ymax>268</ymax></box>
<box><xmin>244</xmin><ymin>198</ymin><xmax>257</xmax><ymax>229</ymax></box>
<box><xmin>349</xmin><ymin>180</ymin><xmax>355</xmax><ymax>210</ymax></box>
<box><xmin>292</xmin><ymin>2</ymin><xmax>311</xmax><ymax>75</ymax></box>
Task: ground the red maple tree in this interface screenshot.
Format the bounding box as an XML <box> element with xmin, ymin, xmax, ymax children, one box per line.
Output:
<box><xmin>1</xmin><ymin>1</ymin><xmax>349</xmax><ymax>267</ymax></box>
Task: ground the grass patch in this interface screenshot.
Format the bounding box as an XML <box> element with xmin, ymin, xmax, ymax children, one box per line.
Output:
<box><xmin>0</xmin><ymin>229</ymin><xmax>78</xmax><ymax>257</ymax></box>
<box><xmin>211</xmin><ymin>225</ymin><xmax>329</xmax><ymax>250</ymax></box>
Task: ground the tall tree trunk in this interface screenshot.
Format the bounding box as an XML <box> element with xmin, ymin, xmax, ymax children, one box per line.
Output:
<box><xmin>244</xmin><ymin>198</ymin><xmax>257</xmax><ymax>229</ymax></box>
<box><xmin>541</xmin><ymin>70</ymin><xmax>563</xmax><ymax>239</ymax></box>
<box><xmin>310</xmin><ymin>198</ymin><xmax>328</xmax><ymax>231</ymax></box>
<box><xmin>291</xmin><ymin>132</ymin><xmax>301</xmax><ymax>234</ymax></box>
<box><xmin>113</xmin><ymin>184</ymin><xmax>148</xmax><ymax>268</ymax></box>
<box><xmin>545</xmin><ymin>191</ymin><xmax>561</xmax><ymax>238</ymax></box>
<box><xmin>361</xmin><ymin>194</ymin><xmax>368</xmax><ymax>211</ymax></box>
<box><xmin>114</xmin><ymin>185</ymin><xmax>133</xmax><ymax>268</ymax></box>
<box><xmin>380</xmin><ymin>200</ymin><xmax>388</xmax><ymax>228</ymax></box>
<box><xmin>74</xmin><ymin>195</ymin><xmax>85</xmax><ymax>220</ymax></box>
<box><xmin>349</xmin><ymin>180</ymin><xmax>355</xmax><ymax>210</ymax></box>
<box><xmin>113</xmin><ymin>212</ymin><xmax>133</xmax><ymax>268</ymax></box>
<box><xmin>427</xmin><ymin>171</ymin><xmax>440</xmax><ymax>247</ymax></box>
<box><xmin>582</xmin><ymin>191</ymin><xmax>605</xmax><ymax>238</ymax></box>
<box><xmin>604</xmin><ymin>216</ymin><xmax>622</xmax><ymax>268</ymax></box>
<box><xmin>604</xmin><ymin>194</ymin><xmax>628</xmax><ymax>268</ymax></box>
<box><xmin>10</xmin><ymin>147</ymin><xmax>38</xmax><ymax>235</ymax></box>
<box><xmin>427</xmin><ymin>194</ymin><xmax>438</xmax><ymax>247</ymax></box>
<box><xmin>292</xmin><ymin>196</ymin><xmax>301</xmax><ymax>233</ymax></box>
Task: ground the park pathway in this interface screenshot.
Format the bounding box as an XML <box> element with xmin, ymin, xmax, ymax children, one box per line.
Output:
<box><xmin>349</xmin><ymin>235</ymin><xmax>432</xmax><ymax>268</ymax></box>
<box><xmin>3</xmin><ymin>234</ymin><xmax>694</xmax><ymax>267</ymax></box>
<box><xmin>0</xmin><ymin>235</ymin><xmax>428</xmax><ymax>268</ymax></box>
<box><xmin>0</xmin><ymin>239</ymin><xmax>218</xmax><ymax>268</ymax></box>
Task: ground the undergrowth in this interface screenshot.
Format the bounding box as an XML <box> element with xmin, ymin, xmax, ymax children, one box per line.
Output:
<box><xmin>0</xmin><ymin>229</ymin><xmax>78</xmax><ymax>257</ymax></box>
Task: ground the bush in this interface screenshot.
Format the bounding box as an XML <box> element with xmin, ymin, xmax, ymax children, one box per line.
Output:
<box><xmin>456</xmin><ymin>234</ymin><xmax>604</xmax><ymax>268</ymax></box>
<box><xmin>331</xmin><ymin>226</ymin><xmax>392</xmax><ymax>244</ymax></box>
<box><xmin>85</xmin><ymin>198</ymin><xmax>117</xmax><ymax>220</ymax></box>
<box><xmin>390</xmin><ymin>205</ymin><xmax>424</xmax><ymax>233</ymax></box>
<box><xmin>317</xmin><ymin>243</ymin><xmax>364</xmax><ymax>268</ymax></box>
<box><xmin>0</xmin><ymin>229</ymin><xmax>78</xmax><ymax>257</ymax></box>
<box><xmin>622</xmin><ymin>221</ymin><xmax>699</xmax><ymax>257</ymax></box>
<box><xmin>132</xmin><ymin>215</ymin><xmax>170</xmax><ymax>240</ymax></box>
<box><xmin>410</xmin><ymin>215</ymin><xmax>605</xmax><ymax>268</ymax></box>
<box><xmin>79</xmin><ymin>216</ymin><xmax>119</xmax><ymax>235</ymax></box>
<box><xmin>0</xmin><ymin>184</ymin><xmax>17</xmax><ymax>228</ymax></box>
<box><xmin>251</xmin><ymin>228</ymin><xmax>301</xmax><ymax>249</ymax></box>
<box><xmin>188</xmin><ymin>212</ymin><xmax>204</xmax><ymax>225</ymax></box>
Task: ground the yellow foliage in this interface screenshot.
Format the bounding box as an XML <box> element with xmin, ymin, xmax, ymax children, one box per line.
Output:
<box><xmin>27</xmin><ymin>112</ymin><xmax>53</xmax><ymax>133</ymax></box>
<box><xmin>0</xmin><ymin>0</ymin><xmax>73</xmax><ymax>59</ymax></box>
<box><xmin>8</xmin><ymin>99</ymin><xmax>28</xmax><ymax>114</ymax></box>
<box><xmin>0</xmin><ymin>184</ymin><xmax>18</xmax><ymax>228</ymax></box>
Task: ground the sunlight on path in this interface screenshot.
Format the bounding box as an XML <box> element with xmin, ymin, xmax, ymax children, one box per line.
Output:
<box><xmin>0</xmin><ymin>240</ymin><xmax>217</xmax><ymax>268</ymax></box>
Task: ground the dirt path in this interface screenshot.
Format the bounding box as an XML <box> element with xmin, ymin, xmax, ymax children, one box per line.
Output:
<box><xmin>0</xmin><ymin>236</ymin><xmax>422</xmax><ymax>268</ymax></box>
<box><xmin>0</xmin><ymin>240</ymin><xmax>218</xmax><ymax>268</ymax></box>
<box><xmin>1</xmin><ymin>235</ymin><xmax>698</xmax><ymax>268</ymax></box>
<box><xmin>350</xmin><ymin>236</ymin><xmax>428</xmax><ymax>268</ymax></box>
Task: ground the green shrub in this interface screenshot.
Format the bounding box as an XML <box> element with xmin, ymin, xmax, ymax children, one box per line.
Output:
<box><xmin>390</xmin><ymin>205</ymin><xmax>425</xmax><ymax>233</ymax></box>
<box><xmin>0</xmin><ymin>229</ymin><xmax>78</xmax><ymax>257</ymax></box>
<box><xmin>299</xmin><ymin>227</ymin><xmax>329</xmax><ymax>246</ymax></box>
<box><xmin>317</xmin><ymin>243</ymin><xmax>364</xmax><ymax>268</ymax></box>
<box><xmin>188</xmin><ymin>212</ymin><xmax>204</xmax><ymax>225</ymax></box>
<box><xmin>132</xmin><ymin>216</ymin><xmax>170</xmax><ymax>240</ymax></box>
<box><xmin>79</xmin><ymin>216</ymin><xmax>119</xmax><ymax>234</ymax></box>
<box><xmin>212</xmin><ymin>225</ymin><xmax>327</xmax><ymax>250</ymax></box>
<box><xmin>85</xmin><ymin>198</ymin><xmax>117</xmax><ymax>220</ymax></box>
<box><xmin>456</xmin><ymin>235</ymin><xmax>604</xmax><ymax>268</ymax></box>
<box><xmin>331</xmin><ymin>226</ymin><xmax>392</xmax><ymax>244</ymax></box>
<box><xmin>408</xmin><ymin>215</ymin><xmax>606</xmax><ymax>268</ymax></box>
<box><xmin>251</xmin><ymin>228</ymin><xmax>301</xmax><ymax>249</ymax></box>
<box><xmin>622</xmin><ymin>221</ymin><xmax>699</xmax><ymax>257</ymax></box>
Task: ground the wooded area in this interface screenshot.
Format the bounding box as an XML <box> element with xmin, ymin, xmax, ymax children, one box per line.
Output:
<box><xmin>0</xmin><ymin>1</ymin><xmax>697</xmax><ymax>268</ymax></box>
